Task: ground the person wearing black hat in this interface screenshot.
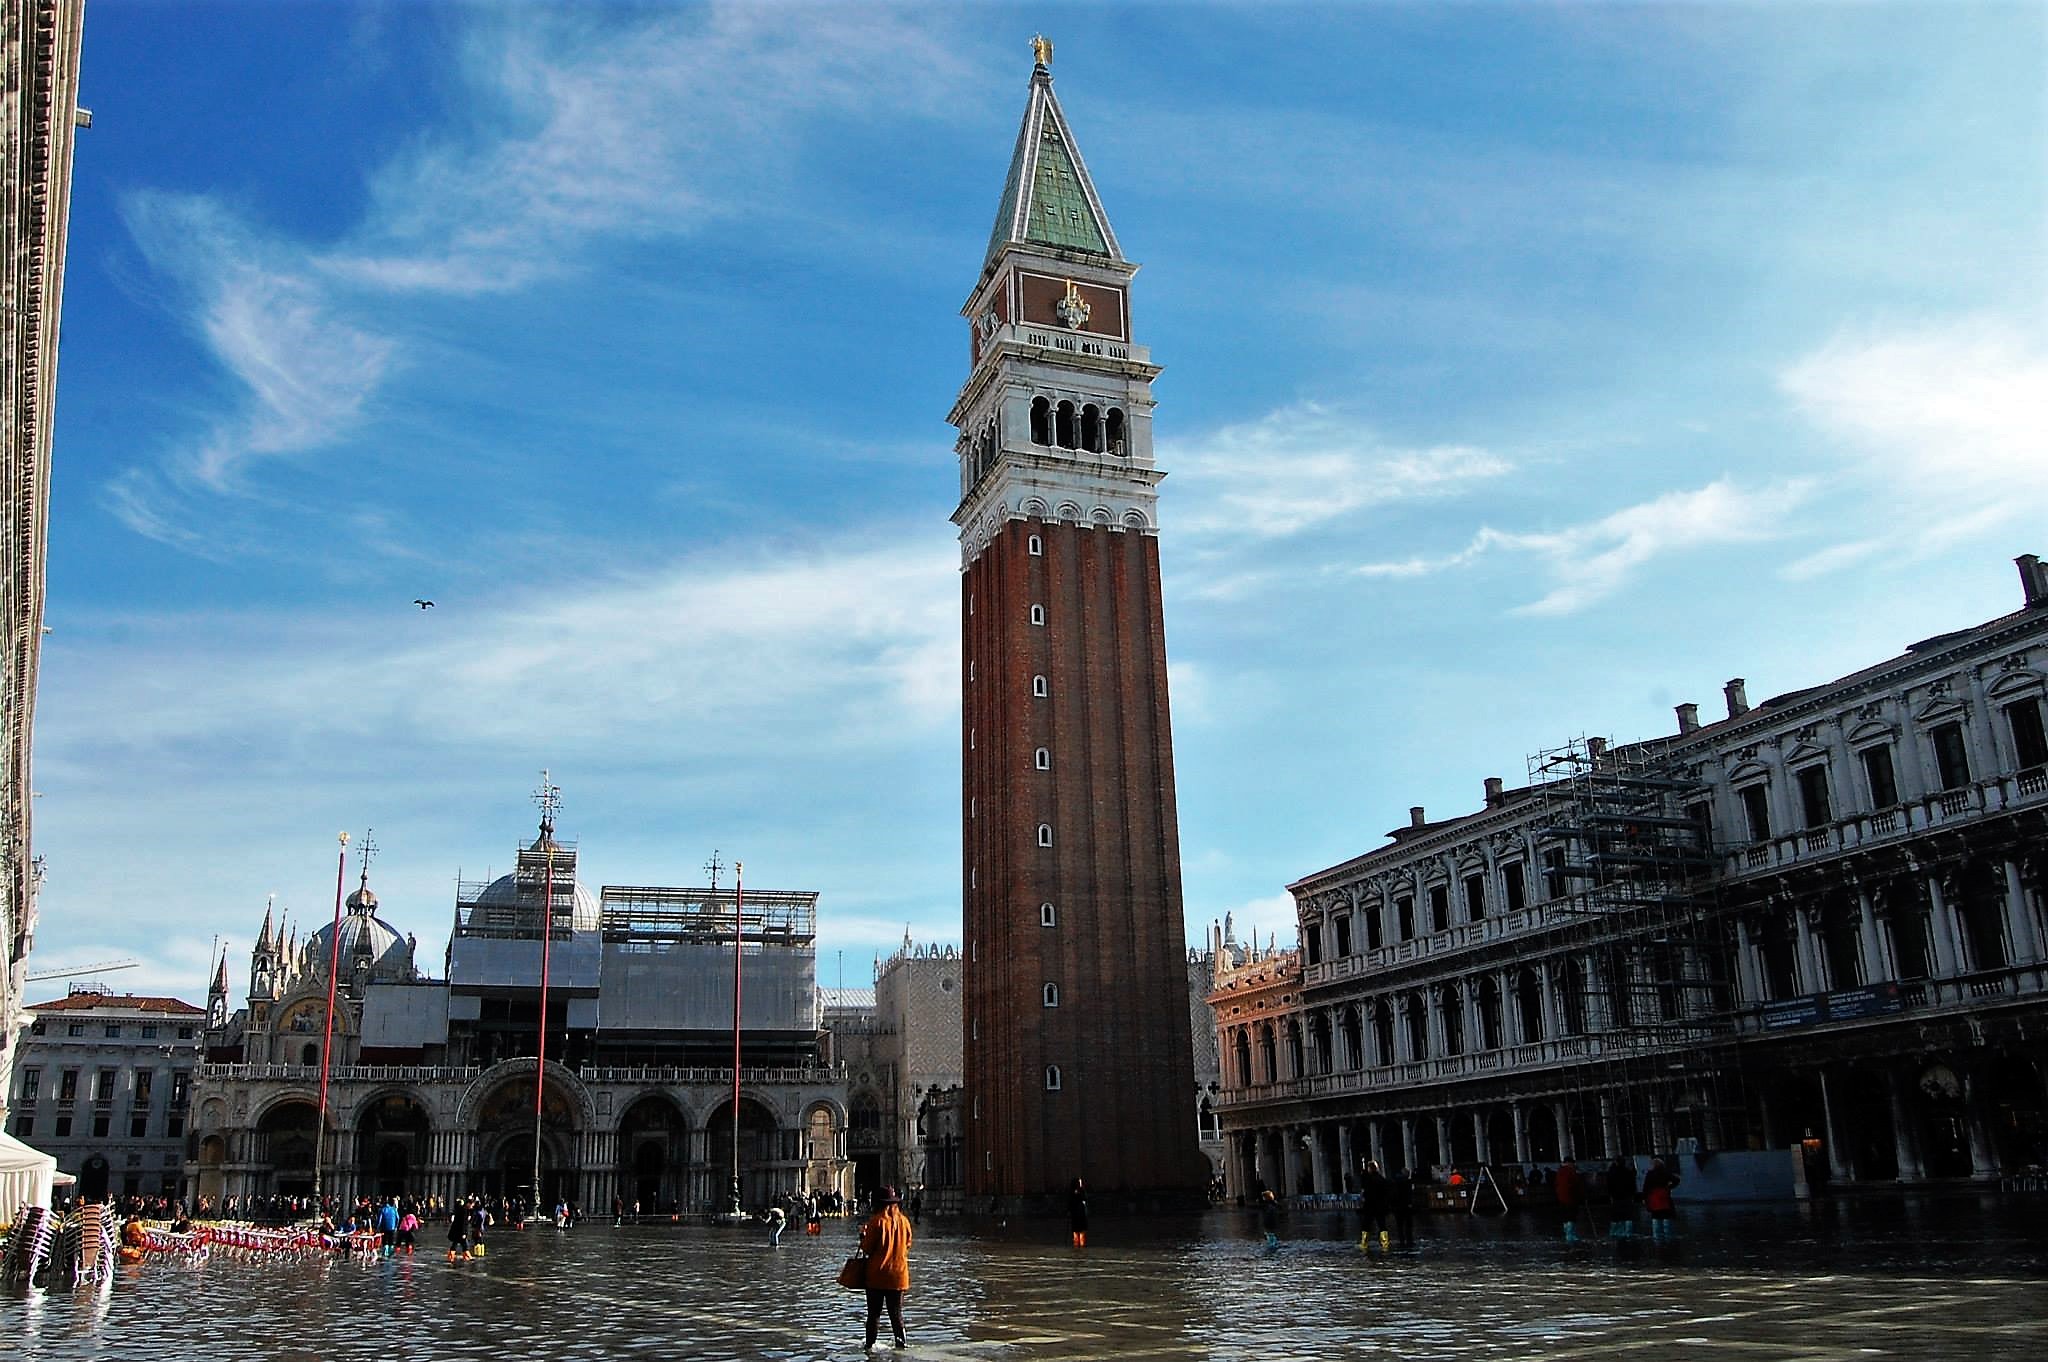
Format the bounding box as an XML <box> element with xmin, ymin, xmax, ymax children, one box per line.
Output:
<box><xmin>857</xmin><ymin>1185</ymin><xmax>914</xmax><ymax>1352</ymax></box>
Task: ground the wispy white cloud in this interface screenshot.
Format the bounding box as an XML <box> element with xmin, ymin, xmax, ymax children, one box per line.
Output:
<box><xmin>118</xmin><ymin>192</ymin><xmax>396</xmax><ymax>498</ymax></box>
<box><xmin>111</xmin><ymin>6</ymin><xmax>969</xmax><ymax>548</ymax></box>
<box><xmin>1776</xmin><ymin>317</ymin><xmax>2048</xmax><ymax>573</ymax></box>
<box><xmin>42</xmin><ymin>534</ymin><xmax>959</xmax><ymax>760</ymax></box>
<box><xmin>1171</xmin><ymin>403</ymin><xmax>1511</xmax><ymax>541</ymax></box>
<box><xmin>1355</xmin><ymin>478</ymin><xmax>1811</xmax><ymax>615</ymax></box>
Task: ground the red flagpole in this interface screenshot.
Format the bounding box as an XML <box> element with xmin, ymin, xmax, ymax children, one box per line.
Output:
<box><xmin>730</xmin><ymin>860</ymin><xmax>744</xmax><ymax>1214</ymax></box>
<box><xmin>533</xmin><ymin>840</ymin><xmax>554</xmax><ymax>1209</ymax></box>
<box><xmin>314</xmin><ymin>831</ymin><xmax>348</xmax><ymax>1210</ymax></box>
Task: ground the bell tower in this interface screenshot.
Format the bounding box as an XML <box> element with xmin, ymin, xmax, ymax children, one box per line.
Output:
<box><xmin>951</xmin><ymin>39</ymin><xmax>1205</xmax><ymax>1209</ymax></box>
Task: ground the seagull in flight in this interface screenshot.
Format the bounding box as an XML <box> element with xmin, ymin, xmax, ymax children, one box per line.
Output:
<box><xmin>414</xmin><ymin>599</ymin><xmax>435</xmax><ymax>609</ymax></box>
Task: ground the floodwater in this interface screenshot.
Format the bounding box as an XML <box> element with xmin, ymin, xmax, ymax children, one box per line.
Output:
<box><xmin>6</xmin><ymin>1195</ymin><xmax>2046</xmax><ymax>1360</ymax></box>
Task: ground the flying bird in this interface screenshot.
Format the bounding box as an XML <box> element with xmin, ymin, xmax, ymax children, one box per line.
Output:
<box><xmin>414</xmin><ymin>599</ymin><xmax>435</xmax><ymax>609</ymax></box>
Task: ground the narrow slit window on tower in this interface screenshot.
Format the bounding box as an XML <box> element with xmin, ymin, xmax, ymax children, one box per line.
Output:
<box><xmin>1028</xmin><ymin>534</ymin><xmax>1043</xmax><ymax>556</ymax></box>
<box><xmin>1043</xmin><ymin>982</ymin><xmax>1060</xmax><ymax>1007</ymax></box>
<box><xmin>1030</xmin><ymin>604</ymin><xmax>1046</xmax><ymax>626</ymax></box>
<box><xmin>1033</xmin><ymin>675</ymin><xmax>1049</xmax><ymax>697</ymax></box>
<box><xmin>1035</xmin><ymin>747</ymin><xmax>1050</xmax><ymax>770</ymax></box>
<box><xmin>1040</xmin><ymin>902</ymin><xmax>1056</xmax><ymax>927</ymax></box>
<box><xmin>968</xmin><ymin>660</ymin><xmax>974</xmax><ymax>681</ymax></box>
<box><xmin>1037</xmin><ymin>823</ymin><xmax>1054</xmax><ymax>847</ymax></box>
<box><xmin>1045</xmin><ymin>1065</ymin><xmax>1062</xmax><ymax>1091</ymax></box>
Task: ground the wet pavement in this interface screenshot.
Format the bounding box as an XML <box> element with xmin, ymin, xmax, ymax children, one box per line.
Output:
<box><xmin>6</xmin><ymin>1194</ymin><xmax>2046</xmax><ymax>1360</ymax></box>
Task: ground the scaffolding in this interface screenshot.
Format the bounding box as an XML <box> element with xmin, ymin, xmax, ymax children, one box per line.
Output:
<box><xmin>455</xmin><ymin>837</ymin><xmax>581</xmax><ymax>938</ymax></box>
<box><xmin>597</xmin><ymin>885</ymin><xmax>818</xmax><ymax>944</ymax></box>
<box><xmin>1525</xmin><ymin>736</ymin><xmax>1749</xmax><ymax>1159</ymax></box>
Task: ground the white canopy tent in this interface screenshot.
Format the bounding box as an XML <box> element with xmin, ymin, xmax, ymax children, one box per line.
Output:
<box><xmin>0</xmin><ymin>1129</ymin><xmax>58</xmax><ymax>1214</ymax></box>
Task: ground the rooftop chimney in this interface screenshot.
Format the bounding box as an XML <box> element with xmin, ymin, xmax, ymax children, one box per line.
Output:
<box><xmin>2019</xmin><ymin>554</ymin><xmax>2046</xmax><ymax>608</ymax></box>
<box><xmin>1409</xmin><ymin>806</ymin><xmax>1427</xmax><ymax>828</ymax></box>
<box><xmin>1484</xmin><ymin>776</ymin><xmax>1504</xmax><ymax>807</ymax></box>
<box><xmin>1725</xmin><ymin>678</ymin><xmax>1750</xmax><ymax>719</ymax></box>
<box><xmin>1676</xmin><ymin>702</ymin><xmax>1700</xmax><ymax>734</ymax></box>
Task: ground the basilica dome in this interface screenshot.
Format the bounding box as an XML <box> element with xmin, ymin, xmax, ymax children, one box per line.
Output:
<box><xmin>470</xmin><ymin>872</ymin><xmax>602</xmax><ymax>933</ymax></box>
<box><xmin>306</xmin><ymin>878</ymin><xmax>416</xmax><ymax>982</ymax></box>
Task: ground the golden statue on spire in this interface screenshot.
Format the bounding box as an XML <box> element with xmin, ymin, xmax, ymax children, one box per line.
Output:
<box><xmin>1032</xmin><ymin>34</ymin><xmax>1053</xmax><ymax>69</ymax></box>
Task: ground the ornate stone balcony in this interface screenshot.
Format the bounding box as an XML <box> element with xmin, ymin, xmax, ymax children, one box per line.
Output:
<box><xmin>1724</xmin><ymin>769</ymin><xmax>2047</xmax><ymax>880</ymax></box>
<box><xmin>1214</xmin><ymin>1029</ymin><xmax>1722</xmax><ymax>1111</ymax></box>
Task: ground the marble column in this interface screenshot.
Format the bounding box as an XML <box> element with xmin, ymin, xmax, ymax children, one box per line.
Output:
<box><xmin>1499</xmin><ymin>969</ymin><xmax>1522</xmax><ymax>1046</ymax></box>
<box><xmin>1820</xmin><ymin>1068</ymin><xmax>1857</xmax><ymax>1181</ymax></box>
<box><xmin>1400</xmin><ymin>1117</ymin><xmax>1417</xmax><ymax>1174</ymax></box>
<box><xmin>1538</xmin><ymin>963</ymin><xmax>1560</xmax><ymax>1041</ymax></box>
<box><xmin>1511</xmin><ymin>1103</ymin><xmax>1530</xmax><ymax>1164</ymax></box>
<box><xmin>1649</xmin><ymin>1090</ymin><xmax>1670</xmax><ymax>1152</ymax></box>
<box><xmin>1308</xmin><ymin>1126</ymin><xmax>1331</xmax><ymax>1195</ymax></box>
<box><xmin>1733</xmin><ymin>917</ymin><xmax>1765</xmax><ymax>1006</ymax></box>
<box><xmin>1855</xmin><ymin>887</ymin><xmax>1888</xmax><ymax>985</ymax></box>
<box><xmin>1963</xmin><ymin>1073</ymin><xmax>2000</xmax><ymax>1178</ymax></box>
<box><xmin>1281</xmin><ymin>1128</ymin><xmax>1303</xmax><ymax>1197</ymax></box>
<box><xmin>2003</xmin><ymin>858</ymin><xmax>2042</xmax><ymax>964</ymax></box>
<box><xmin>1793</xmin><ymin>907</ymin><xmax>1826</xmax><ymax>993</ymax></box>
<box><xmin>1472</xmin><ymin>1110</ymin><xmax>1490</xmax><ymax>1163</ymax></box>
<box><xmin>1598</xmin><ymin>1093</ymin><xmax>1619</xmax><ymax>1160</ymax></box>
<box><xmin>1884</xmin><ymin>1069</ymin><xmax>1924</xmax><ymax>1182</ymax></box>
<box><xmin>1337</xmin><ymin>1123</ymin><xmax>1356</xmax><ymax>1191</ymax></box>
<box><xmin>1552</xmin><ymin>1100</ymin><xmax>1573</xmax><ymax>1160</ymax></box>
<box><xmin>1433</xmin><ymin>1115</ymin><xmax>1452</xmax><ymax>1173</ymax></box>
<box><xmin>1925</xmin><ymin>873</ymin><xmax>1960</xmax><ymax>978</ymax></box>
<box><xmin>1368</xmin><ymin>1119</ymin><xmax>1386</xmax><ymax>1169</ymax></box>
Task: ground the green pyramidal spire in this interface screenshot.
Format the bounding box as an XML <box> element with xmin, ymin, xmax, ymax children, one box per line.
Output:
<box><xmin>986</xmin><ymin>41</ymin><xmax>1123</xmax><ymax>267</ymax></box>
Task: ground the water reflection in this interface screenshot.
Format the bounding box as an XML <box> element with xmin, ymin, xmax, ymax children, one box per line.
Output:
<box><xmin>4</xmin><ymin>1196</ymin><xmax>2046</xmax><ymax>1360</ymax></box>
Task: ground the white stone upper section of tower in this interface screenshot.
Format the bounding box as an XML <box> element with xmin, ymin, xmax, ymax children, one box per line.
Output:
<box><xmin>948</xmin><ymin>47</ymin><xmax>1166</xmax><ymax>569</ymax></box>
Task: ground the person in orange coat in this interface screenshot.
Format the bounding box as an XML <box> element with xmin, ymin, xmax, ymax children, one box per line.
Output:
<box><xmin>858</xmin><ymin>1185</ymin><xmax>914</xmax><ymax>1353</ymax></box>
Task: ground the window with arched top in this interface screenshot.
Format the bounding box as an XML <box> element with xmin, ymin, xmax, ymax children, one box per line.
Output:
<box><xmin>1032</xmin><ymin>675</ymin><xmax>1048</xmax><ymax>697</ymax></box>
<box><xmin>1081</xmin><ymin>404</ymin><xmax>1102</xmax><ymax>452</ymax></box>
<box><xmin>1030</xmin><ymin>604</ymin><xmax>1045</xmax><ymax>626</ymax></box>
<box><xmin>1055</xmin><ymin>401</ymin><xmax>1078</xmax><ymax>450</ymax></box>
<box><xmin>1037</xmin><ymin>823</ymin><xmax>1054</xmax><ymax>847</ymax></box>
<box><xmin>1043</xmin><ymin>982</ymin><xmax>1060</xmax><ymax>1008</ymax></box>
<box><xmin>1106</xmin><ymin>407</ymin><xmax>1127</xmax><ymax>454</ymax></box>
<box><xmin>1028</xmin><ymin>534</ymin><xmax>1042</xmax><ymax>556</ymax></box>
<box><xmin>1035</xmin><ymin>747</ymin><xmax>1050</xmax><ymax>770</ymax></box>
<box><xmin>1030</xmin><ymin>396</ymin><xmax>1051</xmax><ymax>445</ymax></box>
<box><xmin>1044</xmin><ymin>1065</ymin><xmax>1062</xmax><ymax>1091</ymax></box>
<box><xmin>1040</xmin><ymin>902</ymin><xmax>1057</xmax><ymax>927</ymax></box>
<box><xmin>301</xmin><ymin>1043</ymin><xmax>319</xmax><ymax>1067</ymax></box>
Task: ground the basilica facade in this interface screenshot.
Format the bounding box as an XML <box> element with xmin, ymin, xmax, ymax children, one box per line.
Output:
<box><xmin>188</xmin><ymin>815</ymin><xmax>852</xmax><ymax>1212</ymax></box>
<box><xmin>1215</xmin><ymin>555</ymin><xmax>2048</xmax><ymax>1200</ymax></box>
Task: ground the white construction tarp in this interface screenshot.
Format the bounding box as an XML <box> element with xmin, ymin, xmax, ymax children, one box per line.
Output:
<box><xmin>0</xmin><ymin>1129</ymin><xmax>58</xmax><ymax>1214</ymax></box>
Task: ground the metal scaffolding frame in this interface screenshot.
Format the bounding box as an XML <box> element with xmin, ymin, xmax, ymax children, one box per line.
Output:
<box><xmin>1525</xmin><ymin>736</ymin><xmax>1750</xmax><ymax>1158</ymax></box>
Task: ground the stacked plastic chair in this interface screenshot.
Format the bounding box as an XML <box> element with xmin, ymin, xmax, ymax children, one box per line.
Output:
<box><xmin>1</xmin><ymin>1205</ymin><xmax>54</xmax><ymax>1283</ymax></box>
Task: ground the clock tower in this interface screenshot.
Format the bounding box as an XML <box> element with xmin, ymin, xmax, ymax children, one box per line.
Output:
<box><xmin>950</xmin><ymin>40</ymin><xmax>1206</xmax><ymax>1209</ymax></box>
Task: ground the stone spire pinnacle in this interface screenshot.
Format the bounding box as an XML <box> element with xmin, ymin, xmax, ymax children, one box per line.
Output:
<box><xmin>255</xmin><ymin>897</ymin><xmax>275</xmax><ymax>955</ymax></box>
<box><xmin>985</xmin><ymin>39</ymin><xmax>1122</xmax><ymax>269</ymax></box>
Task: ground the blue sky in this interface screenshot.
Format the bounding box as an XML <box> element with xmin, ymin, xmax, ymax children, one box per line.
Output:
<box><xmin>29</xmin><ymin>2</ymin><xmax>2046</xmax><ymax>1002</ymax></box>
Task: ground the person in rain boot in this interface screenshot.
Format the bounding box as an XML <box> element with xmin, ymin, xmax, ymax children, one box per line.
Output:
<box><xmin>1554</xmin><ymin>1155</ymin><xmax>1585</xmax><ymax>1242</ymax></box>
<box><xmin>1641</xmin><ymin>1157</ymin><xmax>1680</xmax><ymax>1240</ymax></box>
<box><xmin>1258</xmin><ymin>1189</ymin><xmax>1281</xmax><ymax>1247</ymax></box>
<box><xmin>1605</xmin><ymin>1156</ymin><xmax>1637</xmax><ymax>1238</ymax></box>
<box><xmin>1357</xmin><ymin>1160</ymin><xmax>1391</xmax><ymax>1252</ymax></box>
<box><xmin>1067</xmin><ymin>1179</ymin><xmax>1088</xmax><ymax>1249</ymax></box>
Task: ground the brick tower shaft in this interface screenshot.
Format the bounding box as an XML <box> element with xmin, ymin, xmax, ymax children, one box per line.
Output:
<box><xmin>950</xmin><ymin>41</ymin><xmax>1206</xmax><ymax>1209</ymax></box>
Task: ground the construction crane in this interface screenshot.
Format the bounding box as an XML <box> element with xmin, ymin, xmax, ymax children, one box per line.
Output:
<box><xmin>23</xmin><ymin>958</ymin><xmax>140</xmax><ymax>983</ymax></box>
